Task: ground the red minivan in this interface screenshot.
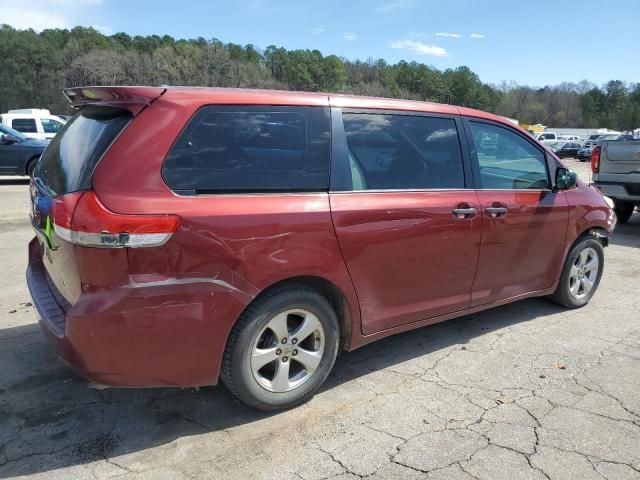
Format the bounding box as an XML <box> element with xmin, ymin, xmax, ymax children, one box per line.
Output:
<box><xmin>27</xmin><ymin>87</ymin><xmax>616</xmax><ymax>410</ymax></box>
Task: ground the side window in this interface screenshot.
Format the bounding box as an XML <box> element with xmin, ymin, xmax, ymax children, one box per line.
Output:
<box><xmin>41</xmin><ymin>118</ymin><xmax>64</xmax><ymax>134</ymax></box>
<box><xmin>163</xmin><ymin>106</ymin><xmax>330</xmax><ymax>193</ymax></box>
<box><xmin>469</xmin><ymin>122</ymin><xmax>549</xmax><ymax>190</ymax></box>
<box><xmin>341</xmin><ymin>113</ymin><xmax>465</xmax><ymax>190</ymax></box>
<box><xmin>11</xmin><ymin>118</ymin><xmax>37</xmax><ymax>133</ymax></box>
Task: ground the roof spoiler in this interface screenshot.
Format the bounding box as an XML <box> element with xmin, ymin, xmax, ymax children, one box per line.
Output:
<box><xmin>63</xmin><ymin>86</ymin><xmax>166</xmax><ymax>115</ymax></box>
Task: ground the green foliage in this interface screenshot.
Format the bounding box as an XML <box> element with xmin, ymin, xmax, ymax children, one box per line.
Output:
<box><xmin>0</xmin><ymin>25</ymin><xmax>638</xmax><ymax>130</ymax></box>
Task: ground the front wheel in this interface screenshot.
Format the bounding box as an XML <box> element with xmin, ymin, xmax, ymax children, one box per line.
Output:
<box><xmin>550</xmin><ymin>237</ymin><xmax>604</xmax><ymax>308</ymax></box>
<box><xmin>221</xmin><ymin>284</ymin><xmax>340</xmax><ymax>411</ymax></box>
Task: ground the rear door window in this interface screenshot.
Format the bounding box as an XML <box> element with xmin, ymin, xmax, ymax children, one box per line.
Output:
<box><xmin>341</xmin><ymin>113</ymin><xmax>465</xmax><ymax>190</ymax></box>
<box><xmin>11</xmin><ymin>118</ymin><xmax>37</xmax><ymax>133</ymax></box>
<box><xmin>162</xmin><ymin>106</ymin><xmax>331</xmax><ymax>193</ymax></box>
<box><xmin>469</xmin><ymin>121</ymin><xmax>549</xmax><ymax>190</ymax></box>
<box><xmin>35</xmin><ymin>106</ymin><xmax>131</xmax><ymax>195</ymax></box>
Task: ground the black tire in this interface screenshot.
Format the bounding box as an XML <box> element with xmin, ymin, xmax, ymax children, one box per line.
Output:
<box><xmin>221</xmin><ymin>283</ymin><xmax>340</xmax><ymax>411</ymax></box>
<box><xmin>614</xmin><ymin>201</ymin><xmax>635</xmax><ymax>224</ymax></box>
<box><xmin>26</xmin><ymin>157</ymin><xmax>38</xmax><ymax>177</ymax></box>
<box><xmin>550</xmin><ymin>237</ymin><xmax>604</xmax><ymax>309</ymax></box>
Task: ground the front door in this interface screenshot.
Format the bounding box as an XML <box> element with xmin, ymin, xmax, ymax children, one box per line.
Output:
<box><xmin>330</xmin><ymin>109</ymin><xmax>482</xmax><ymax>335</ymax></box>
<box><xmin>464</xmin><ymin>119</ymin><xmax>569</xmax><ymax>306</ymax></box>
<box><xmin>0</xmin><ymin>127</ymin><xmax>20</xmax><ymax>173</ymax></box>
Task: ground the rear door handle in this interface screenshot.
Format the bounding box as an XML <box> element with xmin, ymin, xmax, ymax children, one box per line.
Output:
<box><xmin>452</xmin><ymin>207</ymin><xmax>478</xmax><ymax>219</ymax></box>
<box><xmin>486</xmin><ymin>207</ymin><xmax>508</xmax><ymax>218</ymax></box>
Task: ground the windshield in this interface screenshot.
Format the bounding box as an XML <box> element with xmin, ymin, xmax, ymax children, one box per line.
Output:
<box><xmin>34</xmin><ymin>106</ymin><xmax>131</xmax><ymax>196</ymax></box>
<box><xmin>0</xmin><ymin>123</ymin><xmax>29</xmax><ymax>142</ymax></box>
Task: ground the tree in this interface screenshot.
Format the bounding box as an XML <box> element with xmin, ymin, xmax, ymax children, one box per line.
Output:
<box><xmin>0</xmin><ymin>25</ymin><xmax>638</xmax><ymax>132</ymax></box>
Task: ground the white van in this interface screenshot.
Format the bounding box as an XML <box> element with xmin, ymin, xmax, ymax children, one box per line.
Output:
<box><xmin>0</xmin><ymin>109</ymin><xmax>66</xmax><ymax>140</ymax></box>
<box><xmin>558</xmin><ymin>135</ymin><xmax>581</xmax><ymax>141</ymax></box>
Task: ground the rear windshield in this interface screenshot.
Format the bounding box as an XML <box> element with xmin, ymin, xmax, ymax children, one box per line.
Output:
<box><xmin>35</xmin><ymin>106</ymin><xmax>131</xmax><ymax>195</ymax></box>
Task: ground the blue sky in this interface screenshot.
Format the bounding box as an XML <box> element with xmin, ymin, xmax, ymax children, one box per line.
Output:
<box><xmin>3</xmin><ymin>0</ymin><xmax>639</xmax><ymax>86</ymax></box>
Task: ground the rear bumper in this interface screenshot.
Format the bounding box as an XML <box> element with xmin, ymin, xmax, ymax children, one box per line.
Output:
<box><xmin>594</xmin><ymin>180</ymin><xmax>640</xmax><ymax>203</ymax></box>
<box><xmin>26</xmin><ymin>237</ymin><xmax>249</xmax><ymax>388</ymax></box>
<box><xmin>26</xmin><ymin>238</ymin><xmax>88</xmax><ymax>376</ymax></box>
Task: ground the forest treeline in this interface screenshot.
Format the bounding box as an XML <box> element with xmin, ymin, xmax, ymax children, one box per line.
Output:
<box><xmin>1</xmin><ymin>25</ymin><xmax>638</xmax><ymax>130</ymax></box>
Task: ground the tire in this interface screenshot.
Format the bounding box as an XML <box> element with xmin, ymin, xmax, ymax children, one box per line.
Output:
<box><xmin>550</xmin><ymin>237</ymin><xmax>604</xmax><ymax>309</ymax></box>
<box><xmin>221</xmin><ymin>283</ymin><xmax>340</xmax><ymax>411</ymax></box>
<box><xmin>614</xmin><ymin>201</ymin><xmax>635</xmax><ymax>224</ymax></box>
<box><xmin>26</xmin><ymin>157</ymin><xmax>38</xmax><ymax>177</ymax></box>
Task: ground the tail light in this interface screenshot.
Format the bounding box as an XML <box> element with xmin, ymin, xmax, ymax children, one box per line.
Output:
<box><xmin>51</xmin><ymin>191</ymin><xmax>180</xmax><ymax>248</ymax></box>
<box><xmin>591</xmin><ymin>146</ymin><xmax>600</xmax><ymax>173</ymax></box>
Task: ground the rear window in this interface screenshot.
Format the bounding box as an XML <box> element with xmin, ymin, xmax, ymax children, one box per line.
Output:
<box><xmin>162</xmin><ymin>106</ymin><xmax>331</xmax><ymax>193</ymax></box>
<box><xmin>11</xmin><ymin>118</ymin><xmax>37</xmax><ymax>133</ymax></box>
<box><xmin>35</xmin><ymin>107</ymin><xmax>131</xmax><ymax>195</ymax></box>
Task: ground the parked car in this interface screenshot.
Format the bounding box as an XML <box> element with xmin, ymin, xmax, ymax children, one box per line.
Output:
<box><xmin>592</xmin><ymin>140</ymin><xmax>640</xmax><ymax>224</ymax></box>
<box><xmin>537</xmin><ymin>132</ymin><xmax>558</xmax><ymax>142</ymax></box>
<box><xmin>27</xmin><ymin>86</ymin><xmax>616</xmax><ymax>411</ymax></box>
<box><xmin>615</xmin><ymin>134</ymin><xmax>634</xmax><ymax>141</ymax></box>
<box><xmin>585</xmin><ymin>134</ymin><xmax>620</xmax><ymax>149</ymax></box>
<box><xmin>558</xmin><ymin>135</ymin><xmax>581</xmax><ymax>141</ymax></box>
<box><xmin>1</xmin><ymin>109</ymin><xmax>66</xmax><ymax>140</ymax></box>
<box><xmin>0</xmin><ymin>124</ymin><xmax>47</xmax><ymax>176</ymax></box>
<box><xmin>577</xmin><ymin>145</ymin><xmax>596</xmax><ymax>162</ymax></box>
<box><xmin>547</xmin><ymin>141</ymin><xmax>563</xmax><ymax>152</ymax></box>
<box><xmin>555</xmin><ymin>142</ymin><xmax>583</xmax><ymax>158</ymax></box>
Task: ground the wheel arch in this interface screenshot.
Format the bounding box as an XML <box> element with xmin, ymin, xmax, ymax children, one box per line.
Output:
<box><xmin>233</xmin><ymin>275</ymin><xmax>354</xmax><ymax>353</ymax></box>
<box><xmin>24</xmin><ymin>154</ymin><xmax>40</xmax><ymax>176</ymax></box>
<box><xmin>576</xmin><ymin>226</ymin><xmax>610</xmax><ymax>247</ymax></box>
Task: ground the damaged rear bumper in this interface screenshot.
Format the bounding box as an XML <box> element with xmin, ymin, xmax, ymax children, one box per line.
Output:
<box><xmin>26</xmin><ymin>237</ymin><xmax>255</xmax><ymax>387</ymax></box>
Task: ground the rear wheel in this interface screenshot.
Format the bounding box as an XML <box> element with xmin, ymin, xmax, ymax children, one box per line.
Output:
<box><xmin>221</xmin><ymin>284</ymin><xmax>340</xmax><ymax>411</ymax></box>
<box><xmin>614</xmin><ymin>201</ymin><xmax>635</xmax><ymax>224</ymax></box>
<box><xmin>26</xmin><ymin>157</ymin><xmax>38</xmax><ymax>177</ymax></box>
<box><xmin>550</xmin><ymin>237</ymin><xmax>604</xmax><ymax>308</ymax></box>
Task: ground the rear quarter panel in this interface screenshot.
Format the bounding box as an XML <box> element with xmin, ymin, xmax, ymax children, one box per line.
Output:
<box><xmin>89</xmin><ymin>93</ymin><xmax>360</xmax><ymax>385</ymax></box>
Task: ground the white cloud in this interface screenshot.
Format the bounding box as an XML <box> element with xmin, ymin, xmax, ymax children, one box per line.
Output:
<box><xmin>342</xmin><ymin>32</ymin><xmax>358</xmax><ymax>41</ymax></box>
<box><xmin>435</xmin><ymin>32</ymin><xmax>461</xmax><ymax>38</ymax></box>
<box><xmin>0</xmin><ymin>0</ymin><xmax>108</xmax><ymax>32</ymax></box>
<box><xmin>390</xmin><ymin>40</ymin><xmax>447</xmax><ymax>57</ymax></box>
<box><xmin>312</xmin><ymin>26</ymin><xmax>325</xmax><ymax>35</ymax></box>
<box><xmin>470</xmin><ymin>33</ymin><xmax>485</xmax><ymax>39</ymax></box>
<box><xmin>409</xmin><ymin>31</ymin><xmax>429</xmax><ymax>38</ymax></box>
<box><xmin>0</xmin><ymin>7</ymin><xmax>68</xmax><ymax>30</ymax></box>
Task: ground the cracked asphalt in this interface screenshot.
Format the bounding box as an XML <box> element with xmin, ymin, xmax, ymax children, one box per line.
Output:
<box><xmin>1</xmin><ymin>159</ymin><xmax>640</xmax><ymax>480</ymax></box>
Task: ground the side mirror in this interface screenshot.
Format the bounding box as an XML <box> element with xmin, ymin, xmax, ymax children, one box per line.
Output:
<box><xmin>555</xmin><ymin>167</ymin><xmax>577</xmax><ymax>190</ymax></box>
<box><xmin>1</xmin><ymin>134</ymin><xmax>18</xmax><ymax>145</ymax></box>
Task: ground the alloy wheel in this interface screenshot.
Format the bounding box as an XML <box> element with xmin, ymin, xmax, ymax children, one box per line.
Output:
<box><xmin>250</xmin><ymin>309</ymin><xmax>325</xmax><ymax>393</ymax></box>
<box><xmin>568</xmin><ymin>247</ymin><xmax>599</xmax><ymax>300</ymax></box>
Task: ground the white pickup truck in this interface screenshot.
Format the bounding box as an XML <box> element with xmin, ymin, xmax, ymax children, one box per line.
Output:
<box><xmin>0</xmin><ymin>109</ymin><xmax>66</xmax><ymax>140</ymax></box>
<box><xmin>593</xmin><ymin>140</ymin><xmax>640</xmax><ymax>224</ymax></box>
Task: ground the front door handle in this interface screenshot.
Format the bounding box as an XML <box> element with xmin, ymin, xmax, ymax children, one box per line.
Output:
<box><xmin>486</xmin><ymin>207</ymin><xmax>508</xmax><ymax>218</ymax></box>
<box><xmin>452</xmin><ymin>207</ymin><xmax>478</xmax><ymax>219</ymax></box>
